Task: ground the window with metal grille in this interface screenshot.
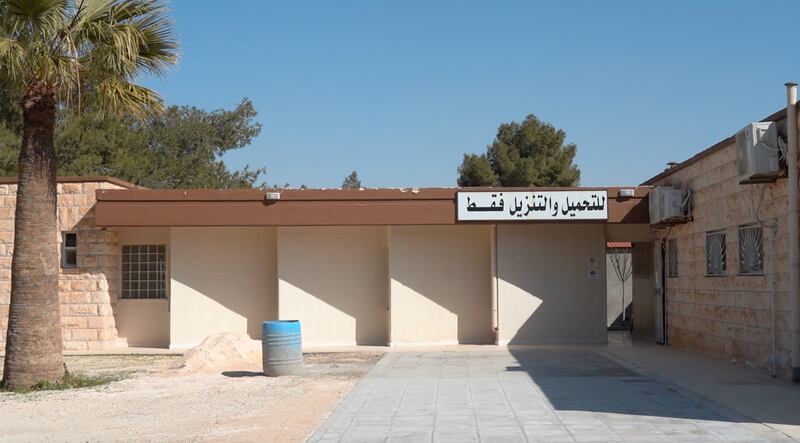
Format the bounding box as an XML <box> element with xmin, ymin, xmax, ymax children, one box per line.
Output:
<box><xmin>61</xmin><ymin>232</ymin><xmax>77</xmax><ymax>268</ymax></box>
<box><xmin>738</xmin><ymin>225</ymin><xmax>764</xmax><ymax>275</ymax></box>
<box><xmin>668</xmin><ymin>238</ymin><xmax>678</xmax><ymax>277</ymax></box>
<box><xmin>706</xmin><ymin>231</ymin><xmax>726</xmax><ymax>276</ymax></box>
<box><xmin>121</xmin><ymin>245</ymin><xmax>166</xmax><ymax>299</ymax></box>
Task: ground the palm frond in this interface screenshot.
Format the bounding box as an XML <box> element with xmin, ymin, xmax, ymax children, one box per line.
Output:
<box><xmin>95</xmin><ymin>77</ymin><xmax>163</xmax><ymax>118</ymax></box>
<box><xmin>4</xmin><ymin>0</ymin><xmax>68</xmax><ymax>39</ymax></box>
<box><xmin>0</xmin><ymin>37</ymin><xmax>27</xmax><ymax>83</ymax></box>
<box><xmin>75</xmin><ymin>0</ymin><xmax>177</xmax><ymax>79</ymax></box>
<box><xmin>0</xmin><ymin>0</ymin><xmax>178</xmax><ymax>118</ymax></box>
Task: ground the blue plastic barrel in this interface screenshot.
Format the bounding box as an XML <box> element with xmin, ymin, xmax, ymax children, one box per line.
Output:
<box><xmin>262</xmin><ymin>320</ymin><xmax>302</xmax><ymax>376</ymax></box>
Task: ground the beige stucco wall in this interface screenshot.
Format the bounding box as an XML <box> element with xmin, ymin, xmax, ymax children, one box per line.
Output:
<box><xmin>169</xmin><ymin>227</ymin><xmax>277</xmax><ymax>349</ymax></box>
<box><xmin>277</xmin><ymin>227</ymin><xmax>388</xmax><ymax>346</ymax></box>
<box><xmin>115</xmin><ymin>228</ymin><xmax>170</xmax><ymax>347</ymax></box>
<box><xmin>389</xmin><ymin>225</ymin><xmax>493</xmax><ymax>345</ymax></box>
<box><xmin>497</xmin><ymin>224</ymin><xmax>607</xmax><ymax>345</ymax></box>
<box><xmin>653</xmin><ymin>142</ymin><xmax>792</xmax><ymax>377</ymax></box>
<box><xmin>605</xmin><ymin>224</ymin><xmax>658</xmax><ymax>243</ymax></box>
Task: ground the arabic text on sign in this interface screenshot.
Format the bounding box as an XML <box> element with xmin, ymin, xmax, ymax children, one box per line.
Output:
<box><xmin>457</xmin><ymin>191</ymin><xmax>608</xmax><ymax>221</ymax></box>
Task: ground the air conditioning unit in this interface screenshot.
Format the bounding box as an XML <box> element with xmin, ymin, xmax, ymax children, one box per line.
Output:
<box><xmin>649</xmin><ymin>186</ymin><xmax>691</xmax><ymax>226</ymax></box>
<box><xmin>737</xmin><ymin>122</ymin><xmax>786</xmax><ymax>184</ymax></box>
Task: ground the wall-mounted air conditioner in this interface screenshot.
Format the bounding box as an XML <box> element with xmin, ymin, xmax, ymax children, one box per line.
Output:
<box><xmin>737</xmin><ymin>122</ymin><xmax>786</xmax><ymax>184</ymax></box>
<box><xmin>649</xmin><ymin>186</ymin><xmax>691</xmax><ymax>226</ymax></box>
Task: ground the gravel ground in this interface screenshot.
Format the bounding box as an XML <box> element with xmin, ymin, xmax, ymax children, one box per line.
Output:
<box><xmin>0</xmin><ymin>352</ymin><xmax>383</xmax><ymax>442</ymax></box>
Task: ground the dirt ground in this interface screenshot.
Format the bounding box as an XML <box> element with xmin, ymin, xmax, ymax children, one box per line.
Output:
<box><xmin>0</xmin><ymin>352</ymin><xmax>382</xmax><ymax>442</ymax></box>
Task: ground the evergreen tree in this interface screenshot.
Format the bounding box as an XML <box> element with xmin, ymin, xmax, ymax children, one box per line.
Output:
<box><xmin>342</xmin><ymin>170</ymin><xmax>362</xmax><ymax>189</ymax></box>
<box><xmin>0</xmin><ymin>99</ymin><xmax>265</xmax><ymax>189</ymax></box>
<box><xmin>457</xmin><ymin>114</ymin><xmax>580</xmax><ymax>187</ymax></box>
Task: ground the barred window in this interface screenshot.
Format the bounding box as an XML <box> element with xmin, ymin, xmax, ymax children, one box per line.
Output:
<box><xmin>706</xmin><ymin>231</ymin><xmax>726</xmax><ymax>276</ymax></box>
<box><xmin>667</xmin><ymin>238</ymin><xmax>678</xmax><ymax>277</ymax></box>
<box><xmin>738</xmin><ymin>225</ymin><xmax>764</xmax><ymax>275</ymax></box>
<box><xmin>122</xmin><ymin>245</ymin><xmax>166</xmax><ymax>299</ymax></box>
<box><xmin>61</xmin><ymin>232</ymin><xmax>77</xmax><ymax>268</ymax></box>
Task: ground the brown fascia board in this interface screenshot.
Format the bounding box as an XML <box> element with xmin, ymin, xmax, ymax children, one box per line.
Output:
<box><xmin>0</xmin><ymin>175</ymin><xmax>139</xmax><ymax>189</ymax></box>
<box><xmin>641</xmin><ymin>106</ymin><xmax>789</xmax><ymax>186</ymax></box>
<box><xmin>95</xmin><ymin>185</ymin><xmax>650</xmax><ymax>202</ymax></box>
<box><xmin>94</xmin><ymin>186</ymin><xmax>650</xmax><ymax>227</ymax></box>
<box><xmin>95</xmin><ymin>187</ymin><xmax>459</xmax><ymax>202</ymax></box>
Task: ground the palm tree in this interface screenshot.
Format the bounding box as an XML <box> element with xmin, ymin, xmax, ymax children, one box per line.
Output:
<box><xmin>0</xmin><ymin>0</ymin><xmax>177</xmax><ymax>390</ymax></box>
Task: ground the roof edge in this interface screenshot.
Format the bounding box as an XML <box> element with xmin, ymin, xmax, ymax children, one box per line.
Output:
<box><xmin>641</xmin><ymin>106</ymin><xmax>790</xmax><ymax>186</ymax></box>
<box><xmin>96</xmin><ymin>186</ymin><xmax>649</xmax><ymax>202</ymax></box>
<box><xmin>0</xmin><ymin>176</ymin><xmax>138</xmax><ymax>189</ymax></box>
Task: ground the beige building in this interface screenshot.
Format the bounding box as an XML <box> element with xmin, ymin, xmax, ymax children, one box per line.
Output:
<box><xmin>2</xmin><ymin>95</ymin><xmax>798</xmax><ymax>383</ymax></box>
<box><xmin>0</xmin><ymin>181</ymin><xmax>651</xmax><ymax>352</ymax></box>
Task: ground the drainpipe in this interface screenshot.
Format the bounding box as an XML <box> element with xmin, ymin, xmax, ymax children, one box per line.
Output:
<box><xmin>490</xmin><ymin>225</ymin><xmax>499</xmax><ymax>344</ymax></box>
<box><xmin>769</xmin><ymin>223</ymin><xmax>779</xmax><ymax>377</ymax></box>
<box><xmin>787</xmin><ymin>82</ymin><xmax>800</xmax><ymax>382</ymax></box>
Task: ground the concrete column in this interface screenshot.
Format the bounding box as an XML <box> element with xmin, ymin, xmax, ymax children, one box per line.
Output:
<box><xmin>631</xmin><ymin>243</ymin><xmax>656</xmax><ymax>338</ymax></box>
<box><xmin>490</xmin><ymin>225</ymin><xmax>499</xmax><ymax>344</ymax></box>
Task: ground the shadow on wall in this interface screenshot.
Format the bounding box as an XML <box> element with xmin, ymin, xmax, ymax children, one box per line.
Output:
<box><xmin>170</xmin><ymin>227</ymin><xmax>277</xmax><ymax>343</ymax></box>
<box><xmin>277</xmin><ymin>227</ymin><xmax>388</xmax><ymax>346</ymax></box>
<box><xmin>500</xmin><ymin>225</ymin><xmax>607</xmax><ymax>346</ymax></box>
<box><xmin>607</xmin><ymin>250</ymin><xmax>633</xmax><ymax>327</ymax></box>
<box><xmin>389</xmin><ymin>226</ymin><xmax>494</xmax><ymax>345</ymax></box>
<box><xmin>608</xmin><ymin>302</ymin><xmax>633</xmax><ymax>330</ymax></box>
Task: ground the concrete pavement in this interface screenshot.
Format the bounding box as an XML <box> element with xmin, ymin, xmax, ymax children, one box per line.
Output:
<box><xmin>309</xmin><ymin>342</ymin><xmax>799</xmax><ymax>442</ymax></box>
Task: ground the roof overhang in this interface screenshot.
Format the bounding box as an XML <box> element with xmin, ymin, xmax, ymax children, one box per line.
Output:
<box><xmin>0</xmin><ymin>176</ymin><xmax>138</xmax><ymax>188</ymax></box>
<box><xmin>94</xmin><ymin>186</ymin><xmax>650</xmax><ymax>227</ymax></box>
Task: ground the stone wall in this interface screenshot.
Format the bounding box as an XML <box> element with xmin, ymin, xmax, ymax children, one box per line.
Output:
<box><xmin>0</xmin><ymin>180</ymin><xmax>125</xmax><ymax>352</ymax></box>
<box><xmin>654</xmin><ymin>142</ymin><xmax>792</xmax><ymax>378</ymax></box>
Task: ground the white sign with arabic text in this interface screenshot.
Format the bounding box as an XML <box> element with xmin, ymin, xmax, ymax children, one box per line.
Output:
<box><xmin>457</xmin><ymin>191</ymin><xmax>608</xmax><ymax>221</ymax></box>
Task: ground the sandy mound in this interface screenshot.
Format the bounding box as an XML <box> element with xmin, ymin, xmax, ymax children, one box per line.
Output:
<box><xmin>179</xmin><ymin>332</ymin><xmax>262</xmax><ymax>373</ymax></box>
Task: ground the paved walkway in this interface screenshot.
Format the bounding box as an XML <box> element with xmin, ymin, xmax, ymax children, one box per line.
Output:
<box><xmin>309</xmin><ymin>348</ymin><xmax>797</xmax><ymax>442</ymax></box>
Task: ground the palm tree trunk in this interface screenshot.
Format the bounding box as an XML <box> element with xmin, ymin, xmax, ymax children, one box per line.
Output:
<box><xmin>2</xmin><ymin>81</ymin><xmax>63</xmax><ymax>390</ymax></box>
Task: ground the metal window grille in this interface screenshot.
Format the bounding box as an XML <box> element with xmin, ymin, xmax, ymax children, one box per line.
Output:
<box><xmin>61</xmin><ymin>232</ymin><xmax>78</xmax><ymax>268</ymax></box>
<box><xmin>738</xmin><ymin>225</ymin><xmax>764</xmax><ymax>275</ymax></box>
<box><xmin>667</xmin><ymin>238</ymin><xmax>678</xmax><ymax>277</ymax></box>
<box><xmin>121</xmin><ymin>244</ymin><xmax>166</xmax><ymax>299</ymax></box>
<box><xmin>706</xmin><ymin>231</ymin><xmax>727</xmax><ymax>275</ymax></box>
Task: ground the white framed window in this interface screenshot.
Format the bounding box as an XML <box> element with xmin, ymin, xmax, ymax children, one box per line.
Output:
<box><xmin>738</xmin><ymin>225</ymin><xmax>764</xmax><ymax>275</ymax></box>
<box><xmin>667</xmin><ymin>238</ymin><xmax>678</xmax><ymax>277</ymax></box>
<box><xmin>121</xmin><ymin>244</ymin><xmax>166</xmax><ymax>299</ymax></box>
<box><xmin>706</xmin><ymin>230</ymin><xmax>727</xmax><ymax>276</ymax></box>
<box><xmin>61</xmin><ymin>232</ymin><xmax>77</xmax><ymax>268</ymax></box>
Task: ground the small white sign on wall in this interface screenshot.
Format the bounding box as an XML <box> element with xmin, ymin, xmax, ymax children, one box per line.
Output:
<box><xmin>457</xmin><ymin>190</ymin><xmax>608</xmax><ymax>221</ymax></box>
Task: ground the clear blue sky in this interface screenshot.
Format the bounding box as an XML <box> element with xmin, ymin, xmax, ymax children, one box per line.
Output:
<box><xmin>143</xmin><ymin>1</ymin><xmax>800</xmax><ymax>188</ymax></box>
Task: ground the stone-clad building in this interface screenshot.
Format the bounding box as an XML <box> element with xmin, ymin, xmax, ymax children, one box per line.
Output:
<box><xmin>641</xmin><ymin>107</ymin><xmax>794</xmax><ymax>379</ymax></box>
<box><xmin>0</xmin><ymin>177</ymin><xmax>133</xmax><ymax>351</ymax></box>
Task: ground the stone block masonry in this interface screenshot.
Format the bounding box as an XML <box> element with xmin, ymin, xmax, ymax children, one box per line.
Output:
<box><xmin>654</xmin><ymin>143</ymin><xmax>793</xmax><ymax>378</ymax></box>
<box><xmin>0</xmin><ymin>180</ymin><xmax>127</xmax><ymax>353</ymax></box>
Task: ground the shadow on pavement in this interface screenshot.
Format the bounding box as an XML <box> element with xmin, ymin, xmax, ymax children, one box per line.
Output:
<box><xmin>221</xmin><ymin>370</ymin><xmax>264</xmax><ymax>378</ymax></box>
<box><xmin>505</xmin><ymin>347</ymin><xmax>780</xmax><ymax>424</ymax></box>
